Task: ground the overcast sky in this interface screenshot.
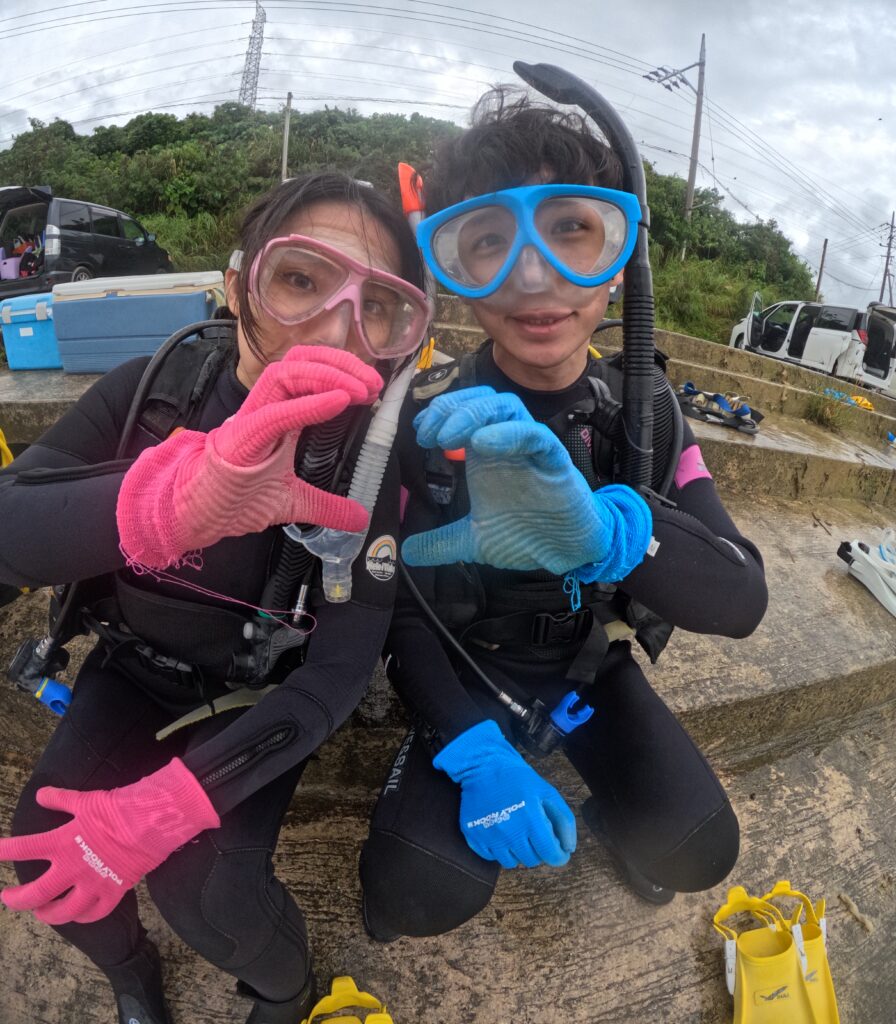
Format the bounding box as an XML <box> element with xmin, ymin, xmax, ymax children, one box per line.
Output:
<box><xmin>1</xmin><ymin>0</ymin><xmax>893</xmax><ymax>308</ymax></box>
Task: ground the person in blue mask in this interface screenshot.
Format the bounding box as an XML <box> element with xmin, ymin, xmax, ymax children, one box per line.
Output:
<box><xmin>359</xmin><ymin>86</ymin><xmax>769</xmax><ymax>940</ymax></box>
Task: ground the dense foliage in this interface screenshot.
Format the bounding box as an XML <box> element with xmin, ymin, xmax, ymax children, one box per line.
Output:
<box><xmin>0</xmin><ymin>104</ymin><xmax>815</xmax><ymax>341</ymax></box>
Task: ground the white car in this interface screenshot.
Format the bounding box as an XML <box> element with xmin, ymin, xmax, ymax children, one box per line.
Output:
<box><xmin>730</xmin><ymin>294</ymin><xmax>896</xmax><ymax>392</ymax></box>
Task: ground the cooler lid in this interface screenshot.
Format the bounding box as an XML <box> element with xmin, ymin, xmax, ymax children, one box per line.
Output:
<box><xmin>0</xmin><ymin>291</ymin><xmax>53</xmax><ymax>323</ymax></box>
<box><xmin>52</xmin><ymin>271</ymin><xmax>224</xmax><ymax>301</ymax></box>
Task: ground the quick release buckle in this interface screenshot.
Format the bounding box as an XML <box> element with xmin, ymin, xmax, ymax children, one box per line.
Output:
<box><xmin>531</xmin><ymin>609</ymin><xmax>590</xmax><ymax>646</ymax></box>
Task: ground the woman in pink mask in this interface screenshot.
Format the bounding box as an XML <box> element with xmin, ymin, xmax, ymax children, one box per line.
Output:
<box><xmin>0</xmin><ymin>172</ymin><xmax>429</xmax><ymax>1024</ymax></box>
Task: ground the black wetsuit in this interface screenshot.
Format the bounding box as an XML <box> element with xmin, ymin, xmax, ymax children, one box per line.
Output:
<box><xmin>0</xmin><ymin>354</ymin><xmax>398</xmax><ymax>998</ymax></box>
<box><xmin>360</xmin><ymin>343</ymin><xmax>768</xmax><ymax>938</ymax></box>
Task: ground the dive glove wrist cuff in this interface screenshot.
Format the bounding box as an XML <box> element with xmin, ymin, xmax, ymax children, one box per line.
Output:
<box><xmin>432</xmin><ymin>719</ymin><xmax>508</xmax><ymax>781</ymax></box>
<box><xmin>574</xmin><ymin>484</ymin><xmax>653</xmax><ymax>584</ymax></box>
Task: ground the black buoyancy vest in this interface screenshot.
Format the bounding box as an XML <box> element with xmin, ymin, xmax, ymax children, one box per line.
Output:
<box><xmin>72</xmin><ymin>323</ymin><xmax>349</xmax><ymax>695</ymax></box>
<box><xmin>410</xmin><ymin>343</ymin><xmax>681</xmax><ymax>664</ymax></box>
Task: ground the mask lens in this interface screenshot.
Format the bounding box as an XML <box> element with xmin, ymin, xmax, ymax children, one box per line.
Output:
<box><xmin>359</xmin><ymin>281</ymin><xmax>421</xmax><ymax>356</ymax></box>
<box><xmin>432</xmin><ymin>205</ymin><xmax>517</xmax><ymax>290</ymax></box>
<box><xmin>256</xmin><ymin>244</ymin><xmax>348</xmax><ymax>323</ymax></box>
<box><xmin>534</xmin><ymin>196</ymin><xmax>629</xmax><ymax>278</ymax></box>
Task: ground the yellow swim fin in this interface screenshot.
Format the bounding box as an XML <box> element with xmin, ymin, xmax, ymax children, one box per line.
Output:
<box><xmin>301</xmin><ymin>976</ymin><xmax>394</xmax><ymax>1024</ymax></box>
<box><xmin>713</xmin><ymin>886</ymin><xmax>818</xmax><ymax>1023</ymax></box>
<box><xmin>761</xmin><ymin>881</ymin><xmax>840</xmax><ymax>1024</ymax></box>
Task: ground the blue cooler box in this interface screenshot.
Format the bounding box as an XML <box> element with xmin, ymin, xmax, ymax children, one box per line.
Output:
<box><xmin>0</xmin><ymin>292</ymin><xmax>63</xmax><ymax>369</ymax></box>
<box><xmin>52</xmin><ymin>272</ymin><xmax>225</xmax><ymax>373</ymax></box>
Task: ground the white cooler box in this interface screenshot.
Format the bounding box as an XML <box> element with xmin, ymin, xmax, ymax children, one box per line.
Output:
<box><xmin>52</xmin><ymin>272</ymin><xmax>225</xmax><ymax>373</ymax></box>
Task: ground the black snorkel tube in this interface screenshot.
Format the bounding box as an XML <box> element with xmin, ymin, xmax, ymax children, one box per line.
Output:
<box><xmin>513</xmin><ymin>60</ymin><xmax>655</xmax><ymax>489</ymax></box>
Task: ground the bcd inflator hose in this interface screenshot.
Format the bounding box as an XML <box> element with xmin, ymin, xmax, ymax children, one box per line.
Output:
<box><xmin>620</xmin><ymin>289</ymin><xmax>656</xmax><ymax>485</ymax></box>
<box><xmin>287</xmin><ymin>357</ymin><xmax>418</xmax><ymax>601</ymax></box>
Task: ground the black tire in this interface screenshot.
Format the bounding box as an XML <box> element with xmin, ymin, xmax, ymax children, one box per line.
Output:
<box><xmin>70</xmin><ymin>265</ymin><xmax>94</xmax><ymax>283</ymax></box>
<box><xmin>733</xmin><ymin>334</ymin><xmax>745</xmax><ymax>349</ymax></box>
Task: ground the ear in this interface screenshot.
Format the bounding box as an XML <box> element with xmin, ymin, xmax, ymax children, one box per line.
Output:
<box><xmin>609</xmin><ymin>269</ymin><xmax>624</xmax><ymax>287</ymax></box>
<box><xmin>224</xmin><ymin>267</ymin><xmax>241</xmax><ymax>317</ymax></box>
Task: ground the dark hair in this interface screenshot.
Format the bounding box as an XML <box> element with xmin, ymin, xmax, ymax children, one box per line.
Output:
<box><xmin>232</xmin><ymin>172</ymin><xmax>424</xmax><ymax>361</ymax></box>
<box><xmin>427</xmin><ymin>85</ymin><xmax>623</xmax><ymax>212</ymax></box>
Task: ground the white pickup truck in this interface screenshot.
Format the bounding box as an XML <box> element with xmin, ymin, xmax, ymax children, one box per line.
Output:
<box><xmin>730</xmin><ymin>294</ymin><xmax>896</xmax><ymax>392</ymax></box>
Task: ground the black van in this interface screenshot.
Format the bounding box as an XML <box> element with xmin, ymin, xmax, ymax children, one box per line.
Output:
<box><xmin>0</xmin><ymin>185</ymin><xmax>173</xmax><ymax>300</ymax></box>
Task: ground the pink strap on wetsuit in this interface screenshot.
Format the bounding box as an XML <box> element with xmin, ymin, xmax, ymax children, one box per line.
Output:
<box><xmin>674</xmin><ymin>443</ymin><xmax>713</xmax><ymax>491</ymax></box>
<box><xmin>0</xmin><ymin>758</ymin><xmax>220</xmax><ymax>925</ymax></box>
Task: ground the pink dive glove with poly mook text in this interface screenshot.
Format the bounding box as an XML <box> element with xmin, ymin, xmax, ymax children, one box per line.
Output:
<box><xmin>116</xmin><ymin>346</ymin><xmax>383</xmax><ymax>569</ymax></box>
<box><xmin>0</xmin><ymin>758</ymin><xmax>220</xmax><ymax>925</ymax></box>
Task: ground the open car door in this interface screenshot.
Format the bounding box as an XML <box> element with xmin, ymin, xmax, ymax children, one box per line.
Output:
<box><xmin>747</xmin><ymin>292</ymin><xmax>763</xmax><ymax>348</ymax></box>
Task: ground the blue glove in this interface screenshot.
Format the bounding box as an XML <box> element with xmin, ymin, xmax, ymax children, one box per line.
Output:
<box><xmin>403</xmin><ymin>387</ymin><xmax>653</xmax><ymax>580</ymax></box>
<box><xmin>433</xmin><ymin>719</ymin><xmax>577</xmax><ymax>869</ymax></box>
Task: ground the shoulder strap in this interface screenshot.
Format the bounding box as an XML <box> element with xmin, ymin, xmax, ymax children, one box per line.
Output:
<box><xmin>138</xmin><ymin>323</ymin><xmax>235</xmax><ymax>441</ymax></box>
<box><xmin>411</xmin><ymin>355</ymin><xmax>460</xmax><ymax>403</ymax></box>
<box><xmin>589</xmin><ymin>348</ymin><xmax>683</xmax><ymax>496</ymax></box>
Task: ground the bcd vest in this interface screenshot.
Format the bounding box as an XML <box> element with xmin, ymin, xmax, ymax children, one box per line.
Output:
<box><xmin>55</xmin><ymin>322</ymin><xmax>367</xmax><ymax>701</ymax></box>
<box><xmin>408</xmin><ymin>342</ymin><xmax>683</xmax><ymax>668</ymax></box>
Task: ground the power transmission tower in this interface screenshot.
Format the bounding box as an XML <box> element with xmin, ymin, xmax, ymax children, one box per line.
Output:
<box><xmin>238</xmin><ymin>1</ymin><xmax>267</xmax><ymax>110</ymax></box>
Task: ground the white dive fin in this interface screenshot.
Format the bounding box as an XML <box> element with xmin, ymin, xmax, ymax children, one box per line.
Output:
<box><xmin>837</xmin><ymin>539</ymin><xmax>896</xmax><ymax>617</ymax></box>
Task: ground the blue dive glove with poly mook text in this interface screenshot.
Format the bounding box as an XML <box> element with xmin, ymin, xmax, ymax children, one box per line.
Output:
<box><xmin>402</xmin><ymin>387</ymin><xmax>652</xmax><ymax>580</ymax></box>
<box><xmin>433</xmin><ymin>719</ymin><xmax>576</xmax><ymax>869</ymax></box>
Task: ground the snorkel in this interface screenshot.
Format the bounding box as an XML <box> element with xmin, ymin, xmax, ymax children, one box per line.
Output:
<box><xmin>285</xmin><ymin>165</ymin><xmax>433</xmax><ymax>602</ymax></box>
<box><xmin>513</xmin><ymin>60</ymin><xmax>655</xmax><ymax>489</ymax></box>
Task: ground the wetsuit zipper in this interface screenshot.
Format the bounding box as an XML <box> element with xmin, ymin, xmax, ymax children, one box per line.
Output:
<box><xmin>199</xmin><ymin>727</ymin><xmax>295</xmax><ymax>787</ymax></box>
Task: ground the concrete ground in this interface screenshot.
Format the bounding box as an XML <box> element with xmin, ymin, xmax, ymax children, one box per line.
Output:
<box><xmin>0</xmin><ymin>488</ymin><xmax>894</xmax><ymax>1022</ymax></box>
<box><xmin>1</xmin><ymin>312</ymin><xmax>894</xmax><ymax>1022</ymax></box>
<box><xmin>1</xmin><ymin>677</ymin><xmax>893</xmax><ymax>1023</ymax></box>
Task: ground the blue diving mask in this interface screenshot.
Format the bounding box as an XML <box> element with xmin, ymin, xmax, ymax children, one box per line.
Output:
<box><xmin>416</xmin><ymin>184</ymin><xmax>642</xmax><ymax>300</ymax></box>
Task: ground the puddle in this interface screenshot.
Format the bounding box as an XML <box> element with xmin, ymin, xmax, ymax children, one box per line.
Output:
<box><xmin>690</xmin><ymin>414</ymin><xmax>896</xmax><ymax>471</ymax></box>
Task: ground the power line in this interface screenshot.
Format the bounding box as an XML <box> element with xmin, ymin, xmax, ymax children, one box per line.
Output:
<box><xmin>5</xmin><ymin>23</ymin><xmax>249</xmax><ymax>106</ymax></box>
<box><xmin>701</xmin><ymin>97</ymin><xmax>871</xmax><ymax>234</ymax></box>
<box><xmin>820</xmin><ymin>267</ymin><xmax>880</xmax><ymax>291</ymax></box>
<box><xmin>9</xmin><ymin>49</ymin><xmax>246</xmax><ymax>116</ymax></box>
<box><xmin>0</xmin><ymin>0</ymin><xmax>243</xmax><ymax>26</ymax></box>
<box><xmin>260</xmin><ymin>66</ymin><xmax>475</xmax><ymax>102</ymax></box>
<box><xmin>255</xmin><ymin>91</ymin><xmax>469</xmax><ymax>111</ymax></box>
<box><xmin>1</xmin><ymin>0</ymin><xmax>886</xmax><ymax>251</ymax></box>
<box><xmin>264</xmin><ymin>51</ymin><xmax>491</xmax><ymax>89</ymax></box>
<box><xmin>0</xmin><ymin>74</ymin><xmax>243</xmax><ymax>144</ymax></box>
<box><xmin>0</xmin><ymin>0</ymin><xmax>877</xmax><ymax>240</ymax></box>
<box><xmin>398</xmin><ymin>0</ymin><xmax>655</xmax><ymax>75</ymax></box>
<box><xmin>6</xmin><ymin>0</ymin><xmax>876</xmax><ymax>241</ymax></box>
<box><xmin>0</xmin><ymin>1</ymin><xmax>248</xmax><ymax>41</ymax></box>
<box><xmin>65</xmin><ymin>90</ymin><xmax>243</xmax><ymax>129</ymax></box>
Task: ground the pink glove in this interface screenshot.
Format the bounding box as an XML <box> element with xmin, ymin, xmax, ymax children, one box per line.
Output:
<box><xmin>117</xmin><ymin>346</ymin><xmax>383</xmax><ymax>568</ymax></box>
<box><xmin>0</xmin><ymin>758</ymin><xmax>219</xmax><ymax>925</ymax></box>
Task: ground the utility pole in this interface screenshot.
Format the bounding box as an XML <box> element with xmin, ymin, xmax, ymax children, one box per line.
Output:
<box><xmin>814</xmin><ymin>238</ymin><xmax>828</xmax><ymax>301</ymax></box>
<box><xmin>881</xmin><ymin>211</ymin><xmax>895</xmax><ymax>304</ymax></box>
<box><xmin>683</xmin><ymin>34</ymin><xmax>706</xmax><ymax>227</ymax></box>
<box><xmin>643</xmin><ymin>36</ymin><xmax>706</xmax><ymax>259</ymax></box>
<box><xmin>281</xmin><ymin>92</ymin><xmax>293</xmax><ymax>182</ymax></box>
